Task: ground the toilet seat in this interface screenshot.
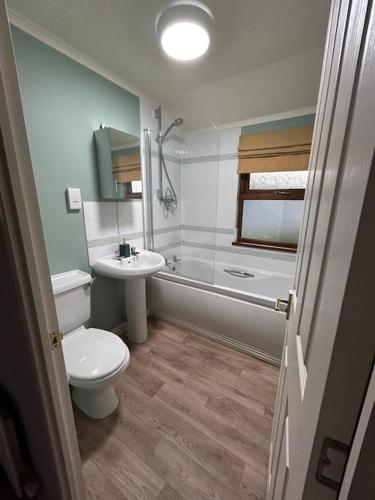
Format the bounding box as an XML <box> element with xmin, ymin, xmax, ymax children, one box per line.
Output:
<box><xmin>63</xmin><ymin>327</ymin><xmax>129</xmax><ymax>383</ymax></box>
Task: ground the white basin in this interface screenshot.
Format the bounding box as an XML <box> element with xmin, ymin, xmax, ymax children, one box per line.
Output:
<box><xmin>93</xmin><ymin>249</ymin><xmax>165</xmax><ymax>280</ymax></box>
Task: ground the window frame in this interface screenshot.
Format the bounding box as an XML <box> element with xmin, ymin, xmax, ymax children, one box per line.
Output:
<box><xmin>233</xmin><ymin>173</ymin><xmax>305</xmax><ymax>253</ymax></box>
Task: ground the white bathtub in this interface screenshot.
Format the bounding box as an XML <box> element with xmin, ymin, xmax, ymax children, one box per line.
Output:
<box><xmin>149</xmin><ymin>257</ymin><xmax>294</xmax><ymax>364</ymax></box>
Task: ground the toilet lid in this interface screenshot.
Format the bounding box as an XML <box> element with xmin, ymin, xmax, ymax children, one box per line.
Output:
<box><xmin>62</xmin><ymin>328</ymin><xmax>129</xmax><ymax>381</ymax></box>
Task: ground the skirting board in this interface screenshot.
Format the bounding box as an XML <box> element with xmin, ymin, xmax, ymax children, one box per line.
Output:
<box><xmin>151</xmin><ymin>313</ymin><xmax>281</xmax><ymax>367</ymax></box>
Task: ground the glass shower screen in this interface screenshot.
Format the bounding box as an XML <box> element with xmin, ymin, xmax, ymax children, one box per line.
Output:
<box><xmin>143</xmin><ymin>126</ymin><xmax>220</xmax><ymax>284</ymax></box>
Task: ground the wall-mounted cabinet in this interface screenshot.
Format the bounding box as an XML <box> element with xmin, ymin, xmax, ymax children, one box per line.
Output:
<box><xmin>94</xmin><ymin>126</ymin><xmax>141</xmax><ymax>200</ymax></box>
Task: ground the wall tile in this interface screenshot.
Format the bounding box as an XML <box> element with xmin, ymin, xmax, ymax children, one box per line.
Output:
<box><xmin>83</xmin><ymin>201</ymin><xmax>118</xmax><ymax>242</ymax></box>
<box><xmin>181</xmin><ymin>161</ymin><xmax>218</xmax><ymax>227</ymax></box>
<box><xmin>219</xmin><ymin>127</ymin><xmax>241</xmax><ymax>154</ymax></box>
<box><xmin>182</xmin><ymin>131</ymin><xmax>220</xmax><ymax>159</ymax></box>
<box><xmin>216</xmin><ymin>158</ymin><xmax>239</xmax><ymax>229</ymax></box>
<box><xmin>88</xmin><ymin>243</ymin><xmax>119</xmax><ymax>266</ymax></box>
<box><xmin>117</xmin><ymin>200</ymin><xmax>143</xmax><ymax>219</ymax></box>
<box><xmin>127</xmin><ymin>237</ymin><xmax>144</xmax><ymax>250</ymax></box>
<box><xmin>118</xmin><ymin>216</ymin><xmax>143</xmax><ymax>237</ymax></box>
<box><xmin>182</xmin><ymin>229</ymin><xmax>216</xmax><ymax>245</ymax></box>
<box><xmin>83</xmin><ymin>201</ymin><xmax>117</xmax><ymax>221</ymax></box>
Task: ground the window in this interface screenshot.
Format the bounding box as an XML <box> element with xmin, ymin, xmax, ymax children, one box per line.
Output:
<box><xmin>234</xmin><ymin>170</ymin><xmax>307</xmax><ymax>252</ymax></box>
<box><xmin>124</xmin><ymin>180</ymin><xmax>143</xmax><ymax>199</ymax></box>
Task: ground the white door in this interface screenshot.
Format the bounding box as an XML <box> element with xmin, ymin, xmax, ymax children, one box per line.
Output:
<box><xmin>267</xmin><ymin>0</ymin><xmax>375</xmax><ymax>498</ymax></box>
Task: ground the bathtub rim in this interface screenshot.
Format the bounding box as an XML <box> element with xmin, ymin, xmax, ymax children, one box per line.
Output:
<box><xmin>156</xmin><ymin>269</ymin><xmax>287</xmax><ymax>312</ymax></box>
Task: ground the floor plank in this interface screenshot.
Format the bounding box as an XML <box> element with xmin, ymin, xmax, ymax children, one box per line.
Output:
<box><xmin>148</xmin><ymin>439</ymin><xmax>240</xmax><ymax>500</ymax></box>
<box><xmin>130</xmin><ymin>352</ymin><xmax>212</xmax><ymax>405</ymax></box>
<box><xmin>124</xmin><ymin>358</ymin><xmax>165</xmax><ymax>397</ymax></box>
<box><xmin>83</xmin><ymin>460</ymin><xmax>127</xmax><ymax>500</ymax></box>
<box><xmin>78</xmin><ymin>415</ymin><xmax>164</xmax><ymax>499</ymax></box>
<box><xmin>157</xmin><ymin>482</ymin><xmax>185</xmax><ymax>500</ymax></box>
<box><xmin>239</xmin><ymin>463</ymin><xmax>268</xmax><ymax>500</ymax></box>
<box><xmin>154</xmin><ymin>382</ymin><xmax>269</xmax><ymax>475</ymax></box>
<box><xmin>116</xmin><ymin>381</ymin><xmax>245</xmax><ymax>492</ymax></box>
<box><xmin>77</xmin><ymin>319</ymin><xmax>278</xmax><ymax>499</ymax></box>
<box><xmin>205</xmin><ymin>392</ymin><xmax>273</xmax><ymax>438</ymax></box>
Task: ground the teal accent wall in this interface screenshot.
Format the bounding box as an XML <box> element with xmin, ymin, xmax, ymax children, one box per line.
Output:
<box><xmin>11</xmin><ymin>27</ymin><xmax>140</xmax><ymax>329</ymax></box>
<box><xmin>241</xmin><ymin>114</ymin><xmax>315</xmax><ymax>135</ymax></box>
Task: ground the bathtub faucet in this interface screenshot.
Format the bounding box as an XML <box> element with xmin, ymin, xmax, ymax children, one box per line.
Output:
<box><xmin>165</xmin><ymin>257</ymin><xmax>178</xmax><ymax>272</ymax></box>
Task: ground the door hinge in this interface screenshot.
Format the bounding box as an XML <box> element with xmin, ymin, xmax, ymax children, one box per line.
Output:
<box><xmin>316</xmin><ymin>437</ymin><xmax>350</xmax><ymax>491</ymax></box>
<box><xmin>49</xmin><ymin>331</ymin><xmax>63</xmax><ymax>350</ymax></box>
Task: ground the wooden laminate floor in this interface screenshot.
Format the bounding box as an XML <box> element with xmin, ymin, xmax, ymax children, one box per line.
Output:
<box><xmin>74</xmin><ymin>319</ymin><xmax>279</xmax><ymax>500</ymax></box>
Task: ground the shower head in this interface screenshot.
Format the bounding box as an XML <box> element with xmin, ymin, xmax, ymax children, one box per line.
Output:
<box><xmin>160</xmin><ymin>117</ymin><xmax>184</xmax><ymax>142</ymax></box>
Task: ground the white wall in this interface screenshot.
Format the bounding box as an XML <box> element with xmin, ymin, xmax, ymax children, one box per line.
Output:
<box><xmin>167</xmin><ymin>48</ymin><xmax>323</xmax><ymax>127</ymax></box>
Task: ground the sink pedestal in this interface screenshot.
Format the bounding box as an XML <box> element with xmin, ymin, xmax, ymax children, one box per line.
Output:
<box><xmin>93</xmin><ymin>250</ymin><xmax>165</xmax><ymax>343</ymax></box>
<box><xmin>125</xmin><ymin>278</ymin><xmax>148</xmax><ymax>344</ymax></box>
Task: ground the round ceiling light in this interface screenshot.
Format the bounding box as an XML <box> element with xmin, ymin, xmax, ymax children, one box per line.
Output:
<box><xmin>156</xmin><ymin>1</ymin><xmax>213</xmax><ymax>62</ymax></box>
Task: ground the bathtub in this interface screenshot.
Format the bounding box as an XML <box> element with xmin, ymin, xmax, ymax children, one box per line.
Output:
<box><xmin>149</xmin><ymin>257</ymin><xmax>294</xmax><ymax>365</ymax></box>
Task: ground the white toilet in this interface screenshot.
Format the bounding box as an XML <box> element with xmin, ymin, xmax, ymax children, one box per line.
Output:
<box><xmin>51</xmin><ymin>270</ymin><xmax>130</xmax><ymax>419</ymax></box>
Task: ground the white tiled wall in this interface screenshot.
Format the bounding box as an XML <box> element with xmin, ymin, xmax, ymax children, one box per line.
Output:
<box><xmin>181</xmin><ymin>161</ymin><xmax>218</xmax><ymax>228</ymax></box>
<box><xmin>181</xmin><ymin>128</ymin><xmax>239</xmax><ymax>232</ymax></box>
<box><xmin>152</xmin><ymin>159</ymin><xmax>182</xmax><ymax>231</ymax></box>
<box><xmin>178</xmin><ymin>126</ymin><xmax>297</xmax><ymax>274</ymax></box>
<box><xmin>151</xmin><ymin>132</ymin><xmax>183</xmax><ymax>253</ymax></box>
<box><xmin>118</xmin><ymin>200</ymin><xmax>143</xmax><ymax>237</ymax></box>
<box><xmin>83</xmin><ymin>201</ymin><xmax>118</xmax><ymax>242</ymax></box>
<box><xmin>86</xmin><ymin>242</ymin><xmax>119</xmax><ymax>266</ymax></box>
<box><xmin>83</xmin><ymin>200</ymin><xmax>145</xmax><ymax>266</ymax></box>
<box><xmin>182</xmin><ymin>130</ymin><xmax>220</xmax><ymax>159</ymax></box>
<box><xmin>216</xmin><ymin>159</ymin><xmax>239</xmax><ymax>230</ymax></box>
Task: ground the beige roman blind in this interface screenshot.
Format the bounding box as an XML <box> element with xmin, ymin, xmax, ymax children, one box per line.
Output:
<box><xmin>238</xmin><ymin>125</ymin><xmax>313</xmax><ymax>174</ymax></box>
<box><xmin>112</xmin><ymin>152</ymin><xmax>141</xmax><ymax>183</ymax></box>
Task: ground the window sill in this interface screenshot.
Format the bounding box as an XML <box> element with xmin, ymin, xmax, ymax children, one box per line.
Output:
<box><xmin>232</xmin><ymin>240</ymin><xmax>297</xmax><ymax>253</ymax></box>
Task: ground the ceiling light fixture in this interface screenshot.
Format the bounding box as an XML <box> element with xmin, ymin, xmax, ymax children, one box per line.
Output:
<box><xmin>156</xmin><ymin>1</ymin><xmax>213</xmax><ymax>62</ymax></box>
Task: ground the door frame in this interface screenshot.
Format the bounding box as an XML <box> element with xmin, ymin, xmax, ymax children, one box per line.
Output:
<box><xmin>0</xmin><ymin>2</ymin><xmax>85</xmax><ymax>498</ymax></box>
<box><xmin>338</xmin><ymin>365</ymin><xmax>375</xmax><ymax>499</ymax></box>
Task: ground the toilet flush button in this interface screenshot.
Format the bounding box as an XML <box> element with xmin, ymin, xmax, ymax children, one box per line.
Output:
<box><xmin>66</xmin><ymin>187</ymin><xmax>82</xmax><ymax>210</ymax></box>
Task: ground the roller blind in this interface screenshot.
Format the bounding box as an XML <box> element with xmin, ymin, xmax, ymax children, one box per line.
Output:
<box><xmin>238</xmin><ymin>125</ymin><xmax>313</xmax><ymax>174</ymax></box>
<box><xmin>112</xmin><ymin>152</ymin><xmax>141</xmax><ymax>183</ymax></box>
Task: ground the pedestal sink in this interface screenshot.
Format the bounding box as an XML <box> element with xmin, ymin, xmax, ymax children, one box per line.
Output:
<box><xmin>93</xmin><ymin>250</ymin><xmax>165</xmax><ymax>344</ymax></box>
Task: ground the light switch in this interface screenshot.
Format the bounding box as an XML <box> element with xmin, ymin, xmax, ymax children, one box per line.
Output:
<box><xmin>66</xmin><ymin>188</ymin><xmax>82</xmax><ymax>210</ymax></box>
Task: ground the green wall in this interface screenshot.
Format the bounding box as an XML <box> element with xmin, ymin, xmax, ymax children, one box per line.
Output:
<box><xmin>241</xmin><ymin>113</ymin><xmax>315</xmax><ymax>135</ymax></box>
<box><xmin>11</xmin><ymin>27</ymin><xmax>140</xmax><ymax>329</ymax></box>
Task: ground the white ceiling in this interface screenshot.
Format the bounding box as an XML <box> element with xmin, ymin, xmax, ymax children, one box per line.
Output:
<box><xmin>7</xmin><ymin>0</ymin><xmax>331</xmax><ymax>127</ymax></box>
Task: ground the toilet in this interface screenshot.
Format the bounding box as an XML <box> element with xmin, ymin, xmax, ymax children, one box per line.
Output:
<box><xmin>51</xmin><ymin>270</ymin><xmax>130</xmax><ymax>419</ymax></box>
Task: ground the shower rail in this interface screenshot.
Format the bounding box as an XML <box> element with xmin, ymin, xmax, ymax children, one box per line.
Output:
<box><xmin>142</xmin><ymin>128</ymin><xmax>154</xmax><ymax>251</ymax></box>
